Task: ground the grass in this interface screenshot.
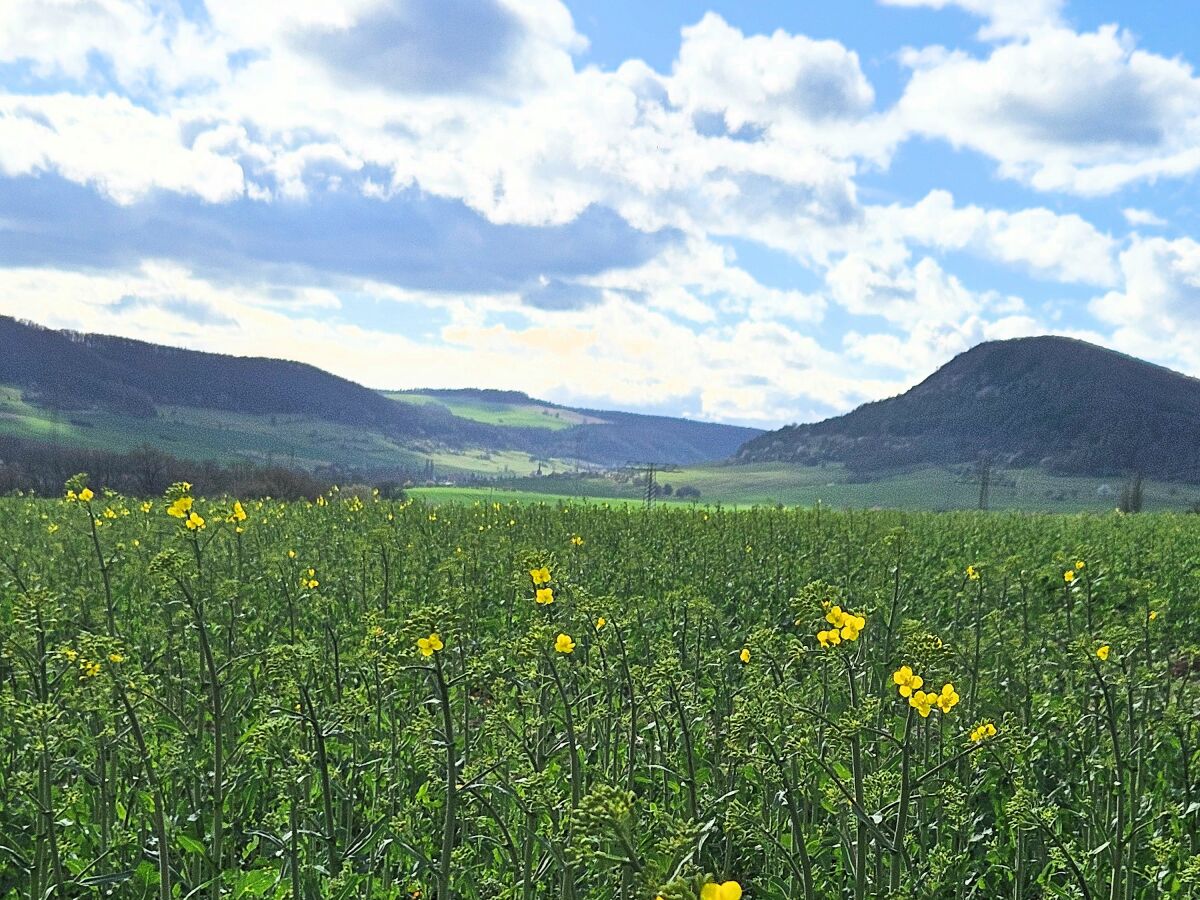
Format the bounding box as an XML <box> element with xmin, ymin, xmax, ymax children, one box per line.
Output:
<box><xmin>424</xmin><ymin>448</ymin><xmax>580</xmax><ymax>477</ymax></box>
<box><xmin>441</xmin><ymin>461</ymin><xmax>1200</xmax><ymax>512</ymax></box>
<box><xmin>668</xmin><ymin>462</ymin><xmax>1200</xmax><ymax>511</ymax></box>
<box><xmin>387</xmin><ymin>391</ymin><xmax>604</xmax><ymax>431</ymax></box>
<box><xmin>407</xmin><ymin>486</ymin><xmax>645</xmax><ymax>506</ymax></box>
<box><xmin>0</xmin><ymin>385</ymin><xmax>426</xmax><ymax>469</ymax></box>
<box><xmin>0</xmin><ymin>385</ymin><xmax>581</xmax><ymax>477</ymax></box>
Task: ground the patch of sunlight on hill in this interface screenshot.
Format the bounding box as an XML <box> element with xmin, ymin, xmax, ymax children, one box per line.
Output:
<box><xmin>386</xmin><ymin>391</ymin><xmax>602</xmax><ymax>430</ymax></box>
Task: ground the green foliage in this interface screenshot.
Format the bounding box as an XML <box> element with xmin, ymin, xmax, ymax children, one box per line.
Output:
<box><xmin>0</xmin><ymin>490</ymin><xmax>1196</xmax><ymax>899</ymax></box>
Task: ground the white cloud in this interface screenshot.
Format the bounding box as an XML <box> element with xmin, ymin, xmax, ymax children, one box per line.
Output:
<box><xmin>669</xmin><ymin>12</ymin><xmax>874</xmax><ymax>128</ymax></box>
<box><xmin>827</xmin><ymin>252</ymin><xmax>1044</xmax><ymax>383</ymax></box>
<box><xmin>1091</xmin><ymin>236</ymin><xmax>1200</xmax><ymax>372</ymax></box>
<box><xmin>0</xmin><ymin>0</ymin><xmax>231</xmax><ymax>92</ymax></box>
<box><xmin>1122</xmin><ymin>207</ymin><xmax>1167</xmax><ymax>228</ymax></box>
<box><xmin>0</xmin><ymin>93</ymin><xmax>245</xmax><ymax>203</ymax></box>
<box><xmin>869</xmin><ymin>190</ymin><xmax>1119</xmax><ymax>286</ymax></box>
<box><xmin>898</xmin><ymin>25</ymin><xmax>1200</xmax><ymax>195</ymax></box>
<box><xmin>844</xmin><ymin>311</ymin><xmax>1039</xmax><ymax>376</ymax></box>
<box><xmin>880</xmin><ymin>0</ymin><xmax>1064</xmax><ymax>39</ymax></box>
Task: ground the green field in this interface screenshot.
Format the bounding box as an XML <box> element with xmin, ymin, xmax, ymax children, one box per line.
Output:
<box><xmin>667</xmin><ymin>463</ymin><xmax>1200</xmax><ymax>511</ymax></box>
<box><xmin>2</xmin><ymin>487</ymin><xmax>1198</xmax><ymax>898</ymax></box>
<box><xmin>0</xmin><ymin>384</ymin><xmax>571</xmax><ymax>478</ymax></box>
<box><xmin>408</xmin><ymin>485</ymin><xmax>644</xmax><ymax>506</ymax></box>
<box><xmin>388</xmin><ymin>391</ymin><xmax>605</xmax><ymax>431</ymax></box>
<box><xmin>418</xmin><ymin>462</ymin><xmax>1200</xmax><ymax>513</ymax></box>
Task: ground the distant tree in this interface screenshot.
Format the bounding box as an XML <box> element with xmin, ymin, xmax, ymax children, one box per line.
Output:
<box><xmin>676</xmin><ymin>485</ymin><xmax>701</xmax><ymax>499</ymax></box>
<box><xmin>1119</xmin><ymin>472</ymin><xmax>1145</xmax><ymax>513</ymax></box>
<box><xmin>128</xmin><ymin>445</ymin><xmax>173</xmax><ymax>495</ymax></box>
<box><xmin>375</xmin><ymin>481</ymin><xmax>408</xmax><ymax>501</ymax></box>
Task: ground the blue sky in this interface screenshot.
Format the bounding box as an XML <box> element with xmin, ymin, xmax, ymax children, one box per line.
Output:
<box><xmin>1</xmin><ymin>0</ymin><xmax>1198</xmax><ymax>427</ymax></box>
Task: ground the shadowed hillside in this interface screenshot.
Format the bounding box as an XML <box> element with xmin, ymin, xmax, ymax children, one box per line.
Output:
<box><xmin>738</xmin><ymin>336</ymin><xmax>1200</xmax><ymax>481</ymax></box>
<box><xmin>0</xmin><ymin>317</ymin><xmax>758</xmax><ymax>469</ymax></box>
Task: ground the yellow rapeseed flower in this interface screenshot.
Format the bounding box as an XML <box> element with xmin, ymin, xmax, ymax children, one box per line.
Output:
<box><xmin>1096</xmin><ymin>644</ymin><xmax>1110</xmax><ymax>661</ymax></box>
<box><xmin>1064</xmin><ymin>569</ymin><xmax>1076</xmax><ymax>583</ymax></box>
<box><xmin>167</xmin><ymin>496</ymin><xmax>193</xmax><ymax>518</ymax></box>
<box><xmin>825</xmin><ymin>605</ymin><xmax>846</xmax><ymax>628</ymax></box>
<box><xmin>739</xmin><ymin>648</ymin><xmax>750</xmax><ymax>664</ymax></box>
<box><xmin>1075</xmin><ymin>560</ymin><xmax>1085</xmax><ymax>570</ymax></box>
<box><xmin>571</xmin><ymin>535</ymin><xmax>584</xmax><ymax>546</ymax></box>
<box><xmin>970</xmin><ymin>722</ymin><xmax>998</xmax><ymax>743</ymax></box>
<box><xmin>228</xmin><ymin>500</ymin><xmax>247</xmax><ymax>523</ymax></box>
<box><xmin>185</xmin><ymin>511</ymin><xmax>206</xmax><ymax>531</ymax></box>
<box><xmin>554</xmin><ymin>633</ymin><xmax>576</xmax><ymax>654</ymax></box>
<box><xmin>817</xmin><ymin>629</ymin><xmax>842</xmax><ymax>648</ymax></box>
<box><xmin>595</xmin><ymin>617</ymin><xmax>607</xmax><ymax>629</ymax></box>
<box><xmin>535</xmin><ymin>588</ymin><xmax>555</xmax><ymax>605</ymax></box>
<box><xmin>700</xmin><ymin>881</ymin><xmax>743</xmax><ymax>900</ymax></box>
<box><xmin>910</xmin><ymin>690</ymin><xmax>937</xmax><ymax>718</ymax></box>
<box><xmin>108</xmin><ymin>652</ymin><xmax>125</xmax><ymax>664</ymax></box>
<box><xmin>840</xmin><ymin>613</ymin><xmax>866</xmax><ymax>641</ymax></box>
<box><xmin>937</xmin><ymin>683</ymin><xmax>960</xmax><ymax>713</ymax></box>
<box><xmin>81</xmin><ymin>660</ymin><xmax>101</xmax><ymax>678</ymax></box>
<box><xmin>893</xmin><ymin>666</ymin><xmax>924</xmax><ymax>698</ymax></box>
<box><xmin>416</xmin><ymin>633</ymin><xmax>444</xmax><ymax>657</ymax></box>
<box><xmin>966</xmin><ymin>565</ymin><xmax>980</xmax><ymax>581</ymax></box>
<box><xmin>530</xmin><ymin>566</ymin><xmax>551</xmax><ymax>585</ymax></box>
<box><xmin>78</xmin><ymin>487</ymin><xmax>94</xmax><ymax>503</ymax></box>
<box><xmin>1149</xmin><ymin>610</ymin><xmax>1158</xmax><ymax>621</ymax></box>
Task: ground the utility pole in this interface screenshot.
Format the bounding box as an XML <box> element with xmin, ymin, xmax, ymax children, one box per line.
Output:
<box><xmin>644</xmin><ymin>464</ymin><xmax>657</xmax><ymax>508</ymax></box>
<box><xmin>976</xmin><ymin>454</ymin><xmax>991</xmax><ymax>510</ymax></box>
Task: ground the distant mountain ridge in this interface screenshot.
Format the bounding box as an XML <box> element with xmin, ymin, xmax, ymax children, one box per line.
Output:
<box><xmin>738</xmin><ymin>336</ymin><xmax>1200</xmax><ymax>482</ymax></box>
<box><xmin>0</xmin><ymin>316</ymin><xmax>759</xmax><ymax>469</ymax></box>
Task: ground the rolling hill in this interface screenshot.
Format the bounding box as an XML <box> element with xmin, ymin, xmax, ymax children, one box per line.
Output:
<box><xmin>737</xmin><ymin>335</ymin><xmax>1200</xmax><ymax>482</ymax></box>
<box><xmin>0</xmin><ymin>316</ymin><xmax>759</xmax><ymax>473</ymax></box>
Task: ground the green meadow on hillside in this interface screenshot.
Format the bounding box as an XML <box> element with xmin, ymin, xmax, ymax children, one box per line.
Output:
<box><xmin>387</xmin><ymin>391</ymin><xmax>603</xmax><ymax>431</ymax></box>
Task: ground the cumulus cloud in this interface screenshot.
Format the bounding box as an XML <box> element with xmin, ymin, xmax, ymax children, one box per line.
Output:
<box><xmin>1122</xmin><ymin>208</ymin><xmax>1167</xmax><ymax>228</ymax></box>
<box><xmin>880</xmin><ymin>0</ymin><xmax>1064</xmax><ymax>39</ymax></box>
<box><xmin>0</xmin><ymin>0</ymin><xmax>230</xmax><ymax>93</ymax></box>
<box><xmin>669</xmin><ymin>13</ymin><xmax>874</xmax><ymax>128</ymax></box>
<box><xmin>1091</xmin><ymin>236</ymin><xmax>1200</xmax><ymax>371</ymax></box>
<box><xmin>827</xmin><ymin>251</ymin><xmax>1044</xmax><ymax>383</ymax></box>
<box><xmin>289</xmin><ymin>0</ymin><xmax>582</xmax><ymax>98</ymax></box>
<box><xmin>869</xmin><ymin>190</ymin><xmax>1119</xmax><ymax>286</ymax></box>
<box><xmin>0</xmin><ymin>93</ymin><xmax>245</xmax><ymax>203</ymax></box>
<box><xmin>898</xmin><ymin>25</ymin><xmax>1200</xmax><ymax>195</ymax></box>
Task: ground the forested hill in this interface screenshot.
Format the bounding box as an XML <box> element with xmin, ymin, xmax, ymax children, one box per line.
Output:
<box><xmin>0</xmin><ymin>315</ymin><xmax>437</xmax><ymax>432</ymax></box>
<box><xmin>0</xmin><ymin>317</ymin><xmax>758</xmax><ymax>468</ymax></box>
<box><xmin>737</xmin><ymin>335</ymin><xmax>1200</xmax><ymax>482</ymax></box>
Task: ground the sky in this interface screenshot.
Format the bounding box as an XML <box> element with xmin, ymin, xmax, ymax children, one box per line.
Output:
<box><xmin>1</xmin><ymin>1</ymin><xmax>1199</xmax><ymax>428</ymax></box>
